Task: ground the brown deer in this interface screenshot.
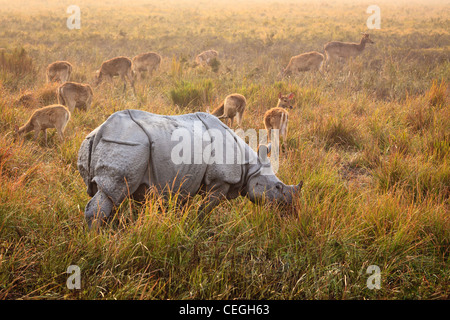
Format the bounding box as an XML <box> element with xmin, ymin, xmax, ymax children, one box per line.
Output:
<box><xmin>282</xmin><ymin>51</ymin><xmax>325</xmax><ymax>77</ymax></box>
<box><xmin>15</xmin><ymin>104</ymin><xmax>71</xmax><ymax>146</ymax></box>
<box><xmin>264</xmin><ymin>98</ymin><xmax>289</xmax><ymax>152</ymax></box>
<box><xmin>46</xmin><ymin>61</ymin><xmax>73</xmax><ymax>83</ymax></box>
<box><xmin>276</xmin><ymin>92</ymin><xmax>295</xmax><ymax>109</ymax></box>
<box><xmin>94</xmin><ymin>56</ymin><xmax>135</xmax><ymax>93</ymax></box>
<box><xmin>195</xmin><ymin>50</ymin><xmax>219</xmax><ymax>67</ymax></box>
<box><xmin>132</xmin><ymin>52</ymin><xmax>162</xmax><ymax>80</ymax></box>
<box><xmin>16</xmin><ymin>83</ymin><xmax>59</xmax><ymax>108</ymax></box>
<box><xmin>324</xmin><ymin>33</ymin><xmax>374</xmax><ymax>67</ymax></box>
<box><xmin>16</xmin><ymin>92</ymin><xmax>39</xmax><ymax>108</ymax></box>
<box><xmin>57</xmin><ymin>82</ymin><xmax>94</xmax><ymax>112</ymax></box>
<box><xmin>211</xmin><ymin>93</ymin><xmax>246</xmax><ymax>127</ymax></box>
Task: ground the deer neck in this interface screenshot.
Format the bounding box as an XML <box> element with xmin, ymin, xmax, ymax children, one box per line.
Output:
<box><xmin>357</xmin><ymin>39</ymin><xmax>367</xmax><ymax>51</ymax></box>
<box><xmin>18</xmin><ymin>122</ymin><xmax>33</xmax><ymax>134</ymax></box>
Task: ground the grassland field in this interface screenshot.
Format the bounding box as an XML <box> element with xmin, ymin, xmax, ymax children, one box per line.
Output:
<box><xmin>0</xmin><ymin>0</ymin><xmax>449</xmax><ymax>299</ymax></box>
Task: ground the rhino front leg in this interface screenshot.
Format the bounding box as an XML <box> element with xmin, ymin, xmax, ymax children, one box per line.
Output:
<box><xmin>85</xmin><ymin>190</ymin><xmax>114</xmax><ymax>230</ymax></box>
<box><xmin>198</xmin><ymin>183</ymin><xmax>230</xmax><ymax>222</ymax></box>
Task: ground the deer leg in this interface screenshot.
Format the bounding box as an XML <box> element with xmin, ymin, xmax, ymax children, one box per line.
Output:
<box><xmin>127</xmin><ymin>71</ymin><xmax>136</xmax><ymax>95</ymax></box>
<box><xmin>68</xmin><ymin>100</ymin><xmax>76</xmax><ymax>113</ymax></box>
<box><xmin>236</xmin><ymin>112</ymin><xmax>243</xmax><ymax>127</ymax></box>
<box><xmin>57</xmin><ymin>126</ymin><xmax>65</xmax><ymax>142</ymax></box>
<box><xmin>33</xmin><ymin>129</ymin><xmax>40</xmax><ymax>141</ymax></box>
<box><xmin>267</xmin><ymin>128</ymin><xmax>272</xmax><ymax>143</ymax></box>
<box><xmin>120</xmin><ymin>74</ymin><xmax>127</xmax><ymax>93</ymax></box>
<box><xmin>85</xmin><ymin>96</ymin><xmax>92</xmax><ymax>111</ymax></box>
<box><xmin>42</xmin><ymin>129</ymin><xmax>48</xmax><ymax>146</ymax></box>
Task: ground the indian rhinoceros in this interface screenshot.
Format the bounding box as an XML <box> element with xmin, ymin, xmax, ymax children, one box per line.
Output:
<box><xmin>77</xmin><ymin>109</ymin><xmax>302</xmax><ymax>228</ymax></box>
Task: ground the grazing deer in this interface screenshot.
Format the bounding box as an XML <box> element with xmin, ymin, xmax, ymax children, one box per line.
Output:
<box><xmin>324</xmin><ymin>33</ymin><xmax>374</xmax><ymax>67</ymax></box>
<box><xmin>132</xmin><ymin>52</ymin><xmax>162</xmax><ymax>80</ymax></box>
<box><xmin>264</xmin><ymin>107</ymin><xmax>289</xmax><ymax>151</ymax></box>
<box><xmin>195</xmin><ymin>50</ymin><xmax>219</xmax><ymax>67</ymax></box>
<box><xmin>15</xmin><ymin>104</ymin><xmax>70</xmax><ymax>146</ymax></box>
<box><xmin>16</xmin><ymin>83</ymin><xmax>59</xmax><ymax>108</ymax></box>
<box><xmin>282</xmin><ymin>51</ymin><xmax>325</xmax><ymax>77</ymax></box>
<box><xmin>16</xmin><ymin>92</ymin><xmax>39</xmax><ymax>108</ymax></box>
<box><xmin>94</xmin><ymin>56</ymin><xmax>135</xmax><ymax>93</ymax></box>
<box><xmin>211</xmin><ymin>93</ymin><xmax>246</xmax><ymax>127</ymax></box>
<box><xmin>276</xmin><ymin>92</ymin><xmax>295</xmax><ymax>109</ymax></box>
<box><xmin>57</xmin><ymin>82</ymin><xmax>94</xmax><ymax>112</ymax></box>
<box><xmin>46</xmin><ymin>61</ymin><xmax>73</xmax><ymax>83</ymax></box>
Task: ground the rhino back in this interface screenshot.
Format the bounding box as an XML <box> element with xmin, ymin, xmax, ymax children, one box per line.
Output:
<box><xmin>127</xmin><ymin>110</ymin><xmax>209</xmax><ymax>195</ymax></box>
<box><xmin>80</xmin><ymin>109</ymin><xmax>263</xmax><ymax>201</ymax></box>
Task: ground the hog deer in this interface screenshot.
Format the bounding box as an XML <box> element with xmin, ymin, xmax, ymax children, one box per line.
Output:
<box><xmin>57</xmin><ymin>82</ymin><xmax>93</xmax><ymax>113</ymax></box>
<box><xmin>132</xmin><ymin>52</ymin><xmax>162</xmax><ymax>80</ymax></box>
<box><xmin>324</xmin><ymin>33</ymin><xmax>374</xmax><ymax>68</ymax></box>
<box><xmin>195</xmin><ymin>50</ymin><xmax>219</xmax><ymax>67</ymax></box>
<box><xmin>276</xmin><ymin>92</ymin><xmax>295</xmax><ymax>109</ymax></box>
<box><xmin>46</xmin><ymin>61</ymin><xmax>73</xmax><ymax>83</ymax></box>
<box><xmin>264</xmin><ymin>107</ymin><xmax>289</xmax><ymax>152</ymax></box>
<box><xmin>211</xmin><ymin>93</ymin><xmax>246</xmax><ymax>127</ymax></box>
<box><xmin>16</xmin><ymin>92</ymin><xmax>39</xmax><ymax>108</ymax></box>
<box><xmin>16</xmin><ymin>83</ymin><xmax>59</xmax><ymax>108</ymax></box>
<box><xmin>94</xmin><ymin>56</ymin><xmax>135</xmax><ymax>94</ymax></box>
<box><xmin>15</xmin><ymin>104</ymin><xmax>70</xmax><ymax>146</ymax></box>
<box><xmin>282</xmin><ymin>51</ymin><xmax>325</xmax><ymax>77</ymax></box>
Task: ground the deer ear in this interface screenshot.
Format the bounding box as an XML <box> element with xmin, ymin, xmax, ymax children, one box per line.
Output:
<box><xmin>288</xmin><ymin>92</ymin><xmax>295</xmax><ymax>99</ymax></box>
<box><xmin>278</xmin><ymin>92</ymin><xmax>282</xmax><ymax>99</ymax></box>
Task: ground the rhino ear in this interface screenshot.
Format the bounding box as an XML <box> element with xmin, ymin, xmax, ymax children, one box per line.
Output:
<box><xmin>257</xmin><ymin>144</ymin><xmax>268</xmax><ymax>158</ymax></box>
<box><xmin>257</xmin><ymin>144</ymin><xmax>269</xmax><ymax>161</ymax></box>
<box><xmin>297</xmin><ymin>181</ymin><xmax>303</xmax><ymax>191</ymax></box>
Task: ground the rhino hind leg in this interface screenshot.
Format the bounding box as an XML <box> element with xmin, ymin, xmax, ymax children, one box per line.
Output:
<box><xmin>85</xmin><ymin>190</ymin><xmax>115</xmax><ymax>229</ymax></box>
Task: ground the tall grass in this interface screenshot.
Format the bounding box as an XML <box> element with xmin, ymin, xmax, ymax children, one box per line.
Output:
<box><xmin>0</xmin><ymin>0</ymin><xmax>448</xmax><ymax>300</ymax></box>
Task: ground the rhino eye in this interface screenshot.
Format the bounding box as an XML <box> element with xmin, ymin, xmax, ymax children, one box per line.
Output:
<box><xmin>275</xmin><ymin>183</ymin><xmax>282</xmax><ymax>190</ymax></box>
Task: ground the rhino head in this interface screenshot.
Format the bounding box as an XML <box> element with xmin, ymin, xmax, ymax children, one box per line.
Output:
<box><xmin>244</xmin><ymin>144</ymin><xmax>303</xmax><ymax>206</ymax></box>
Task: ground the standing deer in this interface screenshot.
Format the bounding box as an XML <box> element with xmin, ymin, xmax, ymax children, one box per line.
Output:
<box><xmin>15</xmin><ymin>104</ymin><xmax>70</xmax><ymax>146</ymax></box>
<box><xmin>324</xmin><ymin>33</ymin><xmax>374</xmax><ymax>68</ymax></box>
<box><xmin>276</xmin><ymin>92</ymin><xmax>295</xmax><ymax>109</ymax></box>
<box><xmin>94</xmin><ymin>56</ymin><xmax>135</xmax><ymax>94</ymax></box>
<box><xmin>195</xmin><ymin>50</ymin><xmax>219</xmax><ymax>67</ymax></box>
<box><xmin>211</xmin><ymin>93</ymin><xmax>246</xmax><ymax>128</ymax></box>
<box><xmin>57</xmin><ymin>82</ymin><xmax>94</xmax><ymax>113</ymax></box>
<box><xmin>264</xmin><ymin>92</ymin><xmax>292</xmax><ymax>152</ymax></box>
<box><xmin>264</xmin><ymin>108</ymin><xmax>289</xmax><ymax>145</ymax></box>
<box><xmin>132</xmin><ymin>52</ymin><xmax>162</xmax><ymax>80</ymax></box>
<box><xmin>282</xmin><ymin>51</ymin><xmax>325</xmax><ymax>77</ymax></box>
<box><xmin>46</xmin><ymin>61</ymin><xmax>73</xmax><ymax>83</ymax></box>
